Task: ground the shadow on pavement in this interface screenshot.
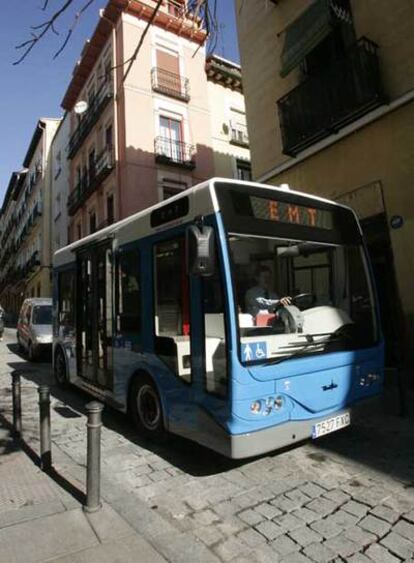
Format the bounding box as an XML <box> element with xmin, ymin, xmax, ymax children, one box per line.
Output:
<box><xmin>0</xmin><ymin>409</ymin><xmax>86</xmax><ymax>505</ymax></box>
<box><xmin>5</xmin><ymin>346</ymin><xmax>246</xmax><ymax>477</ymax></box>
<box><xmin>5</xmin><ymin>341</ymin><xmax>413</xmax><ymax>484</ymax></box>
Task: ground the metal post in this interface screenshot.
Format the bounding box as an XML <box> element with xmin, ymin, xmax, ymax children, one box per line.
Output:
<box><xmin>12</xmin><ymin>372</ymin><xmax>22</xmax><ymax>437</ymax></box>
<box><xmin>38</xmin><ymin>385</ymin><xmax>52</xmax><ymax>471</ymax></box>
<box><xmin>84</xmin><ymin>401</ymin><xmax>104</xmax><ymax>513</ymax></box>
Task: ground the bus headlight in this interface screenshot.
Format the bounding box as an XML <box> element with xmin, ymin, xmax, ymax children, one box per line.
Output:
<box><xmin>274</xmin><ymin>396</ymin><xmax>284</xmax><ymax>410</ymax></box>
<box><xmin>250</xmin><ymin>400</ymin><xmax>262</xmax><ymax>413</ymax></box>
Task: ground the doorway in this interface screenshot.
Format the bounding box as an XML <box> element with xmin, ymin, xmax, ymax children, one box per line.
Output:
<box><xmin>77</xmin><ymin>241</ymin><xmax>113</xmax><ymax>388</ymax></box>
<box><xmin>361</xmin><ymin>214</ymin><xmax>403</xmax><ymax>367</ymax></box>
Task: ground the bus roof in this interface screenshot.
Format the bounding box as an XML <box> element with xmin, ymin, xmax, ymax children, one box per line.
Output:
<box><xmin>54</xmin><ymin>178</ymin><xmax>355</xmax><ymax>267</ymax></box>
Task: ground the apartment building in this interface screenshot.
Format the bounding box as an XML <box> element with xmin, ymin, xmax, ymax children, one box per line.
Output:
<box><xmin>0</xmin><ymin>119</ymin><xmax>60</xmax><ymax>318</ymax></box>
<box><xmin>50</xmin><ymin>112</ymin><xmax>71</xmax><ymax>252</ymax></box>
<box><xmin>205</xmin><ymin>54</ymin><xmax>251</xmax><ymax>181</ymax></box>
<box><xmin>0</xmin><ymin>170</ymin><xmax>26</xmax><ymax>318</ymax></box>
<box><xmin>236</xmin><ymin>0</ymin><xmax>414</xmax><ymax>368</ymax></box>
<box><xmin>61</xmin><ymin>0</ymin><xmax>215</xmax><ymax>241</ymax></box>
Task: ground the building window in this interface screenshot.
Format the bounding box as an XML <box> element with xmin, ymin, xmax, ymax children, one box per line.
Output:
<box><xmin>55</xmin><ymin>193</ymin><xmax>61</xmax><ymax>219</ymax></box>
<box><xmin>167</xmin><ymin>0</ymin><xmax>182</xmax><ymax>17</ymax></box>
<box><xmin>107</xmin><ymin>194</ymin><xmax>114</xmax><ymax>224</ymax></box>
<box><xmin>54</xmin><ymin>151</ymin><xmax>62</xmax><ymax>179</ymax></box>
<box><xmin>158</xmin><ymin>116</ymin><xmax>183</xmax><ymax>161</ymax></box>
<box><xmin>37</xmin><ymin>283</ymin><xmax>41</xmax><ymax>297</ymax></box>
<box><xmin>89</xmin><ymin>212</ymin><xmax>96</xmax><ymax>234</ymax></box>
<box><xmin>161</xmin><ymin>179</ymin><xmax>187</xmax><ymax>200</ymax></box>
<box><xmin>105</xmin><ymin>125</ymin><xmax>113</xmax><ymax>149</ymax></box>
<box><xmin>77</xmin><ymin>223</ymin><xmax>82</xmax><ymax>240</ymax></box>
<box><xmin>236</xmin><ymin>159</ymin><xmax>252</xmax><ymax>181</ymax></box>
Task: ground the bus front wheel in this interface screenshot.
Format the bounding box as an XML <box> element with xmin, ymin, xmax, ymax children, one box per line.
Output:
<box><xmin>129</xmin><ymin>374</ymin><xmax>165</xmax><ymax>440</ymax></box>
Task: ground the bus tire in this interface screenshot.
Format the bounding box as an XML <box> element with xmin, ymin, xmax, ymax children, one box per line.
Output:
<box><xmin>129</xmin><ymin>374</ymin><xmax>165</xmax><ymax>440</ymax></box>
<box><xmin>54</xmin><ymin>348</ymin><xmax>68</xmax><ymax>387</ymax></box>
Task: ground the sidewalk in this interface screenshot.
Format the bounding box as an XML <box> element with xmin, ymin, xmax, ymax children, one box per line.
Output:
<box><xmin>0</xmin><ymin>336</ymin><xmax>166</xmax><ymax>563</ymax></box>
<box><xmin>1</xmin><ymin>327</ymin><xmax>414</xmax><ymax>563</ymax></box>
<box><xmin>0</xmin><ymin>426</ymin><xmax>165</xmax><ymax>563</ymax></box>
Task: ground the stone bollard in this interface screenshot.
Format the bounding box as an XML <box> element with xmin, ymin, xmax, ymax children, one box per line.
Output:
<box><xmin>38</xmin><ymin>385</ymin><xmax>52</xmax><ymax>471</ymax></box>
<box><xmin>12</xmin><ymin>372</ymin><xmax>22</xmax><ymax>437</ymax></box>
<box><xmin>84</xmin><ymin>401</ymin><xmax>104</xmax><ymax>513</ymax></box>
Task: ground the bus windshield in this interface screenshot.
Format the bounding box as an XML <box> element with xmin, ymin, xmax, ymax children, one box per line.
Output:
<box><xmin>229</xmin><ymin>234</ymin><xmax>377</xmax><ymax>365</ymax></box>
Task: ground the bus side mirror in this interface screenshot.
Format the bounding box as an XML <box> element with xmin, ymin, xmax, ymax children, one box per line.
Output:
<box><xmin>186</xmin><ymin>225</ymin><xmax>215</xmax><ymax>276</ymax></box>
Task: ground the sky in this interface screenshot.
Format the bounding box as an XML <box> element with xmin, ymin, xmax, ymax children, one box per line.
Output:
<box><xmin>0</xmin><ymin>1</ymin><xmax>240</xmax><ymax>200</ymax></box>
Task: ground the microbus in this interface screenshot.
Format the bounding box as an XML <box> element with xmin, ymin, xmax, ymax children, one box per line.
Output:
<box><xmin>53</xmin><ymin>178</ymin><xmax>383</xmax><ymax>458</ymax></box>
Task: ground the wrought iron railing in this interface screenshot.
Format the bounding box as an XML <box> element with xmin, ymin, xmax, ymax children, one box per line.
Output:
<box><xmin>151</xmin><ymin>68</ymin><xmax>190</xmax><ymax>102</ymax></box>
<box><xmin>67</xmin><ymin>148</ymin><xmax>114</xmax><ymax>216</ymax></box>
<box><xmin>277</xmin><ymin>37</ymin><xmax>387</xmax><ymax>156</ymax></box>
<box><xmin>67</xmin><ymin>82</ymin><xmax>113</xmax><ymax>159</ymax></box>
<box><xmin>154</xmin><ymin>137</ymin><xmax>195</xmax><ymax>169</ymax></box>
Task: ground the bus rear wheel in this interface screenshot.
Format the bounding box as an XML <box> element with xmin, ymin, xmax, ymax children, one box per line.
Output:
<box><xmin>54</xmin><ymin>348</ymin><xmax>68</xmax><ymax>387</ymax></box>
<box><xmin>129</xmin><ymin>374</ymin><xmax>165</xmax><ymax>440</ymax></box>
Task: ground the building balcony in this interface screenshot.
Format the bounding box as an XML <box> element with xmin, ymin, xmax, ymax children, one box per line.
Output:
<box><xmin>277</xmin><ymin>37</ymin><xmax>387</xmax><ymax>156</ymax></box>
<box><xmin>67</xmin><ymin>82</ymin><xmax>113</xmax><ymax>159</ymax></box>
<box><xmin>68</xmin><ymin>148</ymin><xmax>114</xmax><ymax>216</ymax></box>
<box><xmin>230</xmin><ymin>123</ymin><xmax>249</xmax><ymax>147</ymax></box>
<box><xmin>154</xmin><ymin>137</ymin><xmax>195</xmax><ymax>169</ymax></box>
<box><xmin>151</xmin><ymin>68</ymin><xmax>190</xmax><ymax>102</ymax></box>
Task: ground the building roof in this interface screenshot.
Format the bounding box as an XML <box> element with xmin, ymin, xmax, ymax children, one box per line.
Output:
<box><xmin>205</xmin><ymin>54</ymin><xmax>243</xmax><ymax>92</ymax></box>
<box><xmin>61</xmin><ymin>0</ymin><xmax>207</xmax><ymax>111</ymax></box>
<box><xmin>22</xmin><ymin>118</ymin><xmax>61</xmax><ymax>169</ymax></box>
<box><xmin>1</xmin><ymin>170</ymin><xmax>27</xmax><ymax>215</ymax></box>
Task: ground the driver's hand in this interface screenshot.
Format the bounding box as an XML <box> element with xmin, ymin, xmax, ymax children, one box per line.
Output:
<box><xmin>279</xmin><ymin>296</ymin><xmax>292</xmax><ymax>306</ymax></box>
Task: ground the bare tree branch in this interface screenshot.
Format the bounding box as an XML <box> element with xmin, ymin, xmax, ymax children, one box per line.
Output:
<box><xmin>14</xmin><ymin>0</ymin><xmax>77</xmax><ymax>64</ymax></box>
<box><xmin>15</xmin><ymin>0</ymin><xmax>218</xmax><ymax>66</ymax></box>
<box><xmin>122</xmin><ymin>0</ymin><xmax>163</xmax><ymax>84</ymax></box>
<box><xmin>53</xmin><ymin>0</ymin><xmax>96</xmax><ymax>59</ymax></box>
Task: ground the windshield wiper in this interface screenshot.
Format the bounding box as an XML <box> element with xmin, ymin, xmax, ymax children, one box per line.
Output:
<box><xmin>265</xmin><ymin>331</ymin><xmax>351</xmax><ymax>366</ymax></box>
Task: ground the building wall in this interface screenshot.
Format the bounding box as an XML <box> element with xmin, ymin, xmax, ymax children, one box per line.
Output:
<box><xmin>13</xmin><ymin>119</ymin><xmax>60</xmax><ymax>309</ymax></box>
<box><xmin>120</xmin><ymin>12</ymin><xmax>214</xmax><ymax>213</ymax></box>
<box><xmin>235</xmin><ymin>0</ymin><xmax>414</xmax><ymax>365</ymax></box>
<box><xmin>50</xmin><ymin>113</ymin><xmax>70</xmax><ymax>252</ymax></box>
<box><xmin>206</xmin><ymin>79</ymin><xmax>250</xmax><ymax>179</ymax></box>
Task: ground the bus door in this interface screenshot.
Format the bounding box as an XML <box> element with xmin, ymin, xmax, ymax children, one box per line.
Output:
<box><xmin>77</xmin><ymin>241</ymin><xmax>113</xmax><ymax>388</ymax></box>
<box><xmin>153</xmin><ymin>235</ymin><xmax>195</xmax><ymax>432</ymax></box>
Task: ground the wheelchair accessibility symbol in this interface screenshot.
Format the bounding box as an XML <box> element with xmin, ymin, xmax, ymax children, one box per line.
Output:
<box><xmin>242</xmin><ymin>342</ymin><xmax>267</xmax><ymax>361</ymax></box>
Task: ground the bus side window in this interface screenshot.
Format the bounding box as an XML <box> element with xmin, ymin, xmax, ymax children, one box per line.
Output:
<box><xmin>203</xmin><ymin>263</ymin><xmax>227</xmax><ymax>397</ymax></box>
<box><xmin>115</xmin><ymin>250</ymin><xmax>141</xmax><ymax>341</ymax></box>
<box><xmin>154</xmin><ymin>238</ymin><xmax>191</xmax><ymax>383</ymax></box>
<box><xmin>58</xmin><ymin>269</ymin><xmax>75</xmax><ymax>336</ymax></box>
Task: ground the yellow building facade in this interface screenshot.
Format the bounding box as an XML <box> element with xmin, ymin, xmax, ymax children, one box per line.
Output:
<box><xmin>236</xmin><ymin>0</ymin><xmax>414</xmax><ymax>367</ymax></box>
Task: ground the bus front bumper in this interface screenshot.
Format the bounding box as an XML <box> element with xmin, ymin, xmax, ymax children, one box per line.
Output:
<box><xmin>224</xmin><ymin>397</ymin><xmax>381</xmax><ymax>459</ymax></box>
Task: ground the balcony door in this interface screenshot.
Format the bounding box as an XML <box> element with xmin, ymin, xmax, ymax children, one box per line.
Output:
<box><xmin>159</xmin><ymin>116</ymin><xmax>182</xmax><ymax>162</ymax></box>
<box><xmin>156</xmin><ymin>49</ymin><xmax>181</xmax><ymax>94</ymax></box>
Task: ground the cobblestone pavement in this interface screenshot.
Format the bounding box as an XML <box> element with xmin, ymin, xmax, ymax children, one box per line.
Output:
<box><xmin>1</xmin><ymin>328</ymin><xmax>414</xmax><ymax>563</ymax></box>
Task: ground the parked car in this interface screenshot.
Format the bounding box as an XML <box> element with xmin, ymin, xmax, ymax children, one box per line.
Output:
<box><xmin>17</xmin><ymin>298</ymin><xmax>53</xmax><ymax>360</ymax></box>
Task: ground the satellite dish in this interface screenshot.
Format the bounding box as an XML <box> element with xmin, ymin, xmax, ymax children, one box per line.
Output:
<box><xmin>74</xmin><ymin>100</ymin><xmax>88</xmax><ymax>115</ymax></box>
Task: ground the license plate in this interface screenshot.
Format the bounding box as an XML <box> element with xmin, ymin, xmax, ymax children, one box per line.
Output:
<box><xmin>312</xmin><ymin>412</ymin><xmax>350</xmax><ymax>439</ymax></box>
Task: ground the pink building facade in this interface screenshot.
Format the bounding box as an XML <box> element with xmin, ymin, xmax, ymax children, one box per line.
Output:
<box><xmin>61</xmin><ymin>0</ymin><xmax>214</xmax><ymax>241</ymax></box>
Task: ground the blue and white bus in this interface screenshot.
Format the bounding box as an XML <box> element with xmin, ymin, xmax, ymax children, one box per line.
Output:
<box><xmin>53</xmin><ymin>178</ymin><xmax>383</xmax><ymax>458</ymax></box>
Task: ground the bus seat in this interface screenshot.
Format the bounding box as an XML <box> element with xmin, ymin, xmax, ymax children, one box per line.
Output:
<box><xmin>157</xmin><ymin>304</ymin><xmax>181</xmax><ymax>335</ymax></box>
<box><xmin>239</xmin><ymin>313</ymin><xmax>254</xmax><ymax>327</ymax></box>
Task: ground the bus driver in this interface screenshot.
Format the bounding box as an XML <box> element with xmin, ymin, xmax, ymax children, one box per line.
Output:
<box><xmin>245</xmin><ymin>266</ymin><xmax>291</xmax><ymax>317</ymax></box>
